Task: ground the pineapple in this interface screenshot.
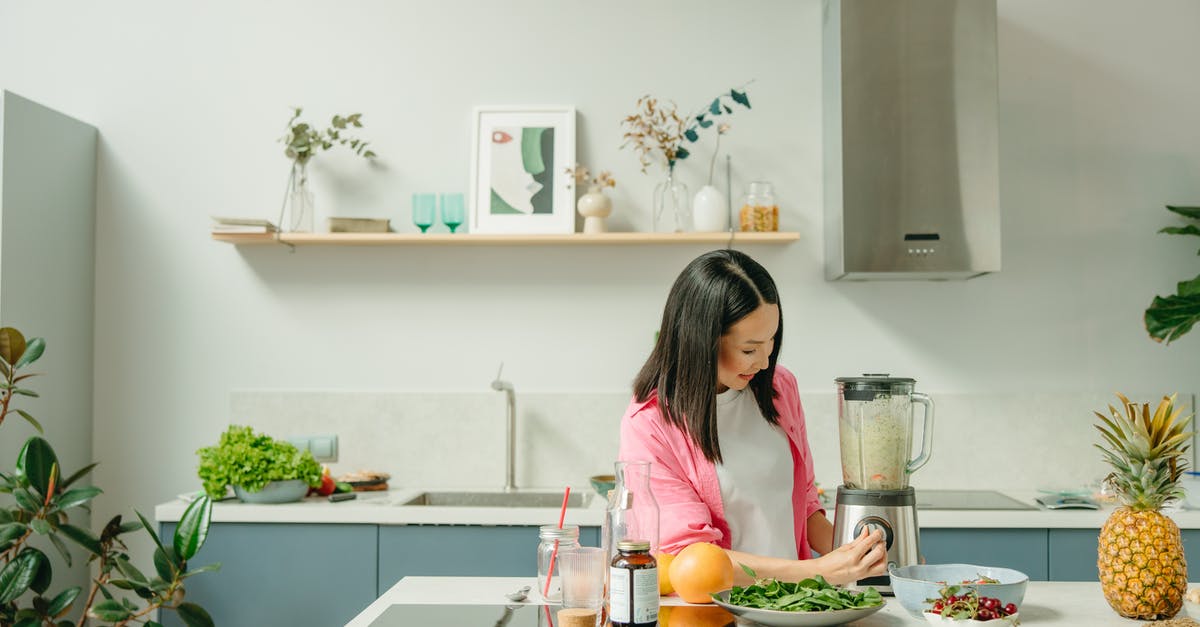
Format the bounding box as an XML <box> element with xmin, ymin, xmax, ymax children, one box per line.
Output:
<box><xmin>1095</xmin><ymin>393</ymin><xmax>1194</xmax><ymax>619</ymax></box>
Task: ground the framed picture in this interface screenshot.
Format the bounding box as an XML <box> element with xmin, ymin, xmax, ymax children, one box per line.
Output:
<box><xmin>470</xmin><ymin>106</ymin><xmax>576</xmax><ymax>234</ymax></box>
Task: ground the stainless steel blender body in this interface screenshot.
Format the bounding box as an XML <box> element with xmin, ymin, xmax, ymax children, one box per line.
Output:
<box><xmin>831</xmin><ymin>375</ymin><xmax>934</xmax><ymax>593</ymax></box>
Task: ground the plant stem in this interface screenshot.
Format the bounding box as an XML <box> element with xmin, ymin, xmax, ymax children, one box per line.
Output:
<box><xmin>708</xmin><ymin>132</ymin><xmax>723</xmax><ymax>187</ymax></box>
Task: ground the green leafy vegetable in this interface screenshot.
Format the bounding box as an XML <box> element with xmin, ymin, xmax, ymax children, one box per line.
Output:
<box><xmin>196</xmin><ymin>425</ymin><xmax>322</xmax><ymax>498</ymax></box>
<box><xmin>718</xmin><ymin>565</ymin><xmax>883</xmax><ymax>612</ymax></box>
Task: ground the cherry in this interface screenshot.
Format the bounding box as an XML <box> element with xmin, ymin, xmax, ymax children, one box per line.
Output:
<box><xmin>978</xmin><ymin>608</ymin><xmax>994</xmax><ymax>620</ymax></box>
<box><xmin>947</xmin><ymin>595</ymin><xmax>959</xmax><ymax>604</ymax></box>
<box><xmin>982</xmin><ymin>597</ymin><xmax>1000</xmax><ymax>610</ymax></box>
<box><xmin>932</xmin><ymin>601</ymin><xmax>945</xmax><ymax>613</ymax></box>
<box><xmin>1004</xmin><ymin>603</ymin><xmax>1018</xmax><ymax>616</ymax></box>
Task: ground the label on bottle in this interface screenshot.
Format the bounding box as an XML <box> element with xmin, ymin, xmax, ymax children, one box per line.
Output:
<box><xmin>608</xmin><ymin>566</ymin><xmax>659</xmax><ymax>624</ymax></box>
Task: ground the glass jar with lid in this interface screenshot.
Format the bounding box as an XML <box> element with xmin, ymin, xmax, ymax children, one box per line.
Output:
<box><xmin>739</xmin><ymin>181</ymin><xmax>779</xmax><ymax>232</ymax></box>
<box><xmin>537</xmin><ymin>524</ymin><xmax>581</xmax><ymax>602</ymax></box>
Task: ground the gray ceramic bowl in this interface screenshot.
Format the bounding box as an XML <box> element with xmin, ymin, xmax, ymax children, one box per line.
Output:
<box><xmin>889</xmin><ymin>564</ymin><xmax>1028</xmax><ymax>617</ymax></box>
<box><xmin>233</xmin><ymin>479</ymin><xmax>309</xmax><ymax>504</ymax></box>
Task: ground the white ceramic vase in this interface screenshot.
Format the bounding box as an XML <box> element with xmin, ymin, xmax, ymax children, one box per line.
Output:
<box><xmin>577</xmin><ymin>186</ymin><xmax>613</xmax><ymax>234</ymax></box>
<box><xmin>692</xmin><ymin>184</ymin><xmax>729</xmax><ymax>232</ymax></box>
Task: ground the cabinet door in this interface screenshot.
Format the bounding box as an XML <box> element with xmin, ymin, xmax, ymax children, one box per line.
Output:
<box><xmin>160</xmin><ymin>522</ymin><xmax>377</xmax><ymax>627</ymax></box>
<box><xmin>920</xmin><ymin>529</ymin><xmax>1049</xmax><ymax>580</ymax></box>
<box><xmin>1050</xmin><ymin>528</ymin><xmax>1200</xmax><ymax>582</ymax></box>
<box><xmin>377</xmin><ymin>525</ymin><xmax>601</xmax><ymax>597</ymax></box>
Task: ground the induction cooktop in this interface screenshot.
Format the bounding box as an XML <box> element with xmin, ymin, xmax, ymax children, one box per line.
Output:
<box><xmin>915</xmin><ymin>489</ymin><xmax>1036</xmax><ymax>510</ymax></box>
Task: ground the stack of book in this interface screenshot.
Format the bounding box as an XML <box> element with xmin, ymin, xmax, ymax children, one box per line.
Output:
<box><xmin>211</xmin><ymin>217</ymin><xmax>278</xmax><ymax>234</ymax></box>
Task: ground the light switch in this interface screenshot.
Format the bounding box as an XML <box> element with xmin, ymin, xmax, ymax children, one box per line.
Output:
<box><xmin>287</xmin><ymin>437</ymin><xmax>310</xmax><ymax>453</ymax></box>
<box><xmin>309</xmin><ymin>435</ymin><xmax>338</xmax><ymax>462</ymax></box>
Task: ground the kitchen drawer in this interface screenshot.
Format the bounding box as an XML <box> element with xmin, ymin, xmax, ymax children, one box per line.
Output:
<box><xmin>377</xmin><ymin>525</ymin><xmax>600</xmax><ymax>597</ymax></box>
<box><xmin>159</xmin><ymin>522</ymin><xmax>377</xmax><ymax>627</ymax></box>
<box><xmin>920</xmin><ymin>528</ymin><xmax>1049</xmax><ymax>580</ymax></box>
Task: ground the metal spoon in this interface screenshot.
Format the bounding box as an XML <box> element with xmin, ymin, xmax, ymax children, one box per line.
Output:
<box><xmin>505</xmin><ymin>585</ymin><xmax>531</xmax><ymax>602</ymax></box>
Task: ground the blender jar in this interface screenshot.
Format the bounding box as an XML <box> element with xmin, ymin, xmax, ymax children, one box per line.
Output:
<box><xmin>836</xmin><ymin>374</ymin><xmax>934</xmax><ymax>490</ymax></box>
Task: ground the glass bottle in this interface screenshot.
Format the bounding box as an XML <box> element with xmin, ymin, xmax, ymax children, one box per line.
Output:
<box><xmin>609</xmin><ymin>540</ymin><xmax>659</xmax><ymax>627</ymax></box>
<box><xmin>537</xmin><ymin>524</ymin><xmax>580</xmax><ymax>603</ymax></box>
<box><xmin>286</xmin><ymin>160</ymin><xmax>315</xmax><ymax>233</ymax></box>
<box><xmin>603</xmin><ymin>461</ymin><xmax>660</xmax><ymax>580</ymax></box>
<box><xmin>652</xmin><ymin>165</ymin><xmax>690</xmax><ymax>233</ymax></box>
<box><xmin>739</xmin><ymin>180</ymin><xmax>778</xmax><ymax>232</ymax></box>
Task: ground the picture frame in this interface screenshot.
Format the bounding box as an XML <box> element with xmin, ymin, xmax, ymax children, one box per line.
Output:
<box><xmin>470</xmin><ymin>106</ymin><xmax>576</xmax><ymax>234</ymax></box>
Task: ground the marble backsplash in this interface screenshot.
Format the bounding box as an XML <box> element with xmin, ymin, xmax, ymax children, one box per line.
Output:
<box><xmin>231</xmin><ymin>390</ymin><xmax>1198</xmax><ymax>495</ymax></box>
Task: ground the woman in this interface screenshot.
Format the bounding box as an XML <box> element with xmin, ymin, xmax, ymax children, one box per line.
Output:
<box><xmin>618</xmin><ymin>249</ymin><xmax>887</xmax><ymax>586</ymax></box>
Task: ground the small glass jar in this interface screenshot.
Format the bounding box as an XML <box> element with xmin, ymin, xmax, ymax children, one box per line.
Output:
<box><xmin>608</xmin><ymin>540</ymin><xmax>658</xmax><ymax>627</ymax></box>
<box><xmin>739</xmin><ymin>180</ymin><xmax>779</xmax><ymax>232</ymax></box>
<box><xmin>537</xmin><ymin>524</ymin><xmax>580</xmax><ymax>603</ymax></box>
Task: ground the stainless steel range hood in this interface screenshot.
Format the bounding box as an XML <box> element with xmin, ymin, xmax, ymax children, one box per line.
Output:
<box><xmin>823</xmin><ymin>0</ymin><xmax>1001</xmax><ymax>280</ymax></box>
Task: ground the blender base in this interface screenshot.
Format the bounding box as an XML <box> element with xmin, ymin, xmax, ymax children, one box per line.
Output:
<box><xmin>831</xmin><ymin>485</ymin><xmax>921</xmax><ymax>595</ymax></box>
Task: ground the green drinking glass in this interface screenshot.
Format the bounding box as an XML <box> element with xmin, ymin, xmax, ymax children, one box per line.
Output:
<box><xmin>440</xmin><ymin>193</ymin><xmax>466</xmax><ymax>234</ymax></box>
<box><xmin>412</xmin><ymin>193</ymin><xmax>436</xmax><ymax>233</ymax></box>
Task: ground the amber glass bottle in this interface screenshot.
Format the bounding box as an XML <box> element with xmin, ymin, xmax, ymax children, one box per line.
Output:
<box><xmin>609</xmin><ymin>540</ymin><xmax>658</xmax><ymax>627</ymax></box>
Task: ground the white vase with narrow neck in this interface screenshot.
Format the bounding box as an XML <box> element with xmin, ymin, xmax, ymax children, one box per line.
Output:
<box><xmin>577</xmin><ymin>185</ymin><xmax>613</xmax><ymax>234</ymax></box>
<box><xmin>692</xmin><ymin>184</ymin><xmax>729</xmax><ymax>232</ymax></box>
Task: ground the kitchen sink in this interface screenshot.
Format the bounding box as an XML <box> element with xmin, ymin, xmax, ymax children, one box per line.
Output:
<box><xmin>399</xmin><ymin>491</ymin><xmax>590</xmax><ymax>508</ymax></box>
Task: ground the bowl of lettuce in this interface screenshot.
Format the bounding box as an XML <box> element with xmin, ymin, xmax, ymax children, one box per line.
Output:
<box><xmin>197</xmin><ymin>425</ymin><xmax>322</xmax><ymax>503</ymax></box>
<box><xmin>710</xmin><ymin>569</ymin><xmax>885</xmax><ymax>627</ymax></box>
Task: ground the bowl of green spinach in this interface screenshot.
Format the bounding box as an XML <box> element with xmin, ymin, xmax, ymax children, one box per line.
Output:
<box><xmin>710</xmin><ymin>567</ymin><xmax>885</xmax><ymax>627</ymax></box>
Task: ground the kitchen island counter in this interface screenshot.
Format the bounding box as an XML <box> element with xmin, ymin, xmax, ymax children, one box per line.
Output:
<box><xmin>155</xmin><ymin>488</ymin><xmax>1200</xmax><ymax>529</ymax></box>
<box><xmin>347</xmin><ymin>575</ymin><xmax>1200</xmax><ymax>626</ymax></box>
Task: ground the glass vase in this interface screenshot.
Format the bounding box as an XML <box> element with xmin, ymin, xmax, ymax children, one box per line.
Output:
<box><xmin>603</xmin><ymin>461</ymin><xmax>660</xmax><ymax>573</ymax></box>
<box><xmin>286</xmin><ymin>161</ymin><xmax>315</xmax><ymax>233</ymax></box>
<box><xmin>652</xmin><ymin>167</ymin><xmax>690</xmax><ymax>233</ymax></box>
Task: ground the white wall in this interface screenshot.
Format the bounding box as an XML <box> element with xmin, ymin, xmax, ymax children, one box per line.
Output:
<box><xmin>0</xmin><ymin>0</ymin><xmax>1197</xmax><ymax>565</ymax></box>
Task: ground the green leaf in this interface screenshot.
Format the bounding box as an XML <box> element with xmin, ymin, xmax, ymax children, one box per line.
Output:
<box><xmin>30</xmin><ymin>518</ymin><xmax>51</xmax><ymax>535</ymax></box>
<box><xmin>13</xmin><ymin>409</ymin><xmax>43</xmax><ymax>434</ymax></box>
<box><xmin>174</xmin><ymin>495</ymin><xmax>212</xmax><ymax>561</ymax></box>
<box><xmin>48</xmin><ymin>532</ymin><xmax>71</xmax><ymax>567</ymax></box>
<box><xmin>1161</xmin><ymin>225</ymin><xmax>1200</xmax><ymax>236</ymax></box>
<box><xmin>58</xmin><ymin>523</ymin><xmax>102</xmax><ymax>555</ymax></box>
<box><xmin>153</xmin><ymin>546</ymin><xmax>175</xmax><ymax>581</ymax></box>
<box><xmin>147</xmin><ymin>622</ymin><xmax>165</xmax><ymax>627</ymax></box>
<box><xmin>0</xmin><ymin>548</ymin><xmax>44</xmax><ymax>603</ymax></box>
<box><xmin>47</xmin><ymin>586</ymin><xmax>81</xmax><ymax>617</ymax></box>
<box><xmin>0</xmin><ymin>327</ymin><xmax>27</xmax><ymax>366</ymax></box>
<box><xmin>13</xmin><ymin>488</ymin><xmax>42</xmax><ymax>511</ymax></box>
<box><xmin>1180</xmin><ymin>274</ymin><xmax>1200</xmax><ymax>297</ymax></box>
<box><xmin>697</xmin><ymin>117</ymin><xmax>713</xmax><ymax>128</ymax></box>
<box><xmin>709</xmin><ymin>99</ymin><xmax>721</xmax><ymax>115</ymax></box>
<box><xmin>176</xmin><ymin>602</ymin><xmax>215</xmax><ymax>627</ymax></box>
<box><xmin>182</xmin><ymin>562</ymin><xmax>221</xmax><ymax>578</ymax></box>
<box><xmin>59</xmin><ymin>462</ymin><xmax>98</xmax><ymax>491</ymax></box>
<box><xmin>118</xmin><ymin>520</ymin><xmax>142</xmax><ymax>534</ymax></box>
<box><xmin>684</xmin><ymin>128</ymin><xmax>699</xmax><ymax>142</ymax></box>
<box><xmin>13</xmin><ymin>337</ymin><xmax>44</xmax><ymax>369</ymax></box>
<box><xmin>675</xmin><ymin>146</ymin><xmax>690</xmax><ymax>161</ymax></box>
<box><xmin>0</xmin><ymin>522</ymin><xmax>27</xmax><ymax>545</ymax></box>
<box><xmin>0</xmin><ymin>508</ymin><xmax>13</xmax><ymax>523</ymax></box>
<box><xmin>731</xmin><ymin>89</ymin><xmax>751</xmax><ymax>108</ymax></box>
<box><xmin>113</xmin><ymin>555</ymin><xmax>148</xmax><ymax>584</ymax></box>
<box><xmin>1146</xmin><ymin>292</ymin><xmax>1200</xmax><ymax>344</ymax></box>
<box><xmin>54</xmin><ymin>487</ymin><xmax>102</xmax><ymax>512</ymax></box>
<box><xmin>29</xmin><ymin>549</ymin><xmax>51</xmax><ymax>594</ymax></box>
<box><xmin>12</xmin><ymin>388</ymin><xmax>39</xmax><ymax>398</ymax></box>
<box><xmin>16</xmin><ymin>437</ymin><xmax>58</xmax><ymax>497</ymax></box>
<box><xmin>135</xmin><ymin>509</ymin><xmax>167</xmax><ymax>554</ymax></box>
<box><xmin>1167</xmin><ymin>205</ymin><xmax>1200</xmax><ymax>220</ymax></box>
<box><xmin>91</xmin><ymin>599</ymin><xmax>132</xmax><ymax>621</ymax></box>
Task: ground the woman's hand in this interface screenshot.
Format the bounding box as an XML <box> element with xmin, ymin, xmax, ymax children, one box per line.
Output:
<box><xmin>813</xmin><ymin>528</ymin><xmax>888</xmax><ymax>586</ymax></box>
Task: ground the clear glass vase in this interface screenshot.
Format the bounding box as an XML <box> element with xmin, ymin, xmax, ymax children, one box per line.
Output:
<box><xmin>286</xmin><ymin>161</ymin><xmax>315</xmax><ymax>233</ymax></box>
<box><xmin>603</xmin><ymin>461</ymin><xmax>660</xmax><ymax>572</ymax></box>
<box><xmin>652</xmin><ymin>166</ymin><xmax>690</xmax><ymax>233</ymax></box>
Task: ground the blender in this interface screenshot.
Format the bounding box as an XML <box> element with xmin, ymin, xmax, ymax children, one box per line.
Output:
<box><xmin>831</xmin><ymin>374</ymin><xmax>934</xmax><ymax>593</ymax></box>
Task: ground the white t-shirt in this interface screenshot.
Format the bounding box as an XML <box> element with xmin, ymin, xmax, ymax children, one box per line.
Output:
<box><xmin>714</xmin><ymin>387</ymin><xmax>798</xmax><ymax>558</ymax></box>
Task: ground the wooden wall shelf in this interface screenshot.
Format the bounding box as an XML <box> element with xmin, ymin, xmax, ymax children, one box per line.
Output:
<box><xmin>210</xmin><ymin>231</ymin><xmax>800</xmax><ymax>246</ymax></box>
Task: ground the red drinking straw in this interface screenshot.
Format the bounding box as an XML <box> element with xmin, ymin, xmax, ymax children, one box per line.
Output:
<box><xmin>543</xmin><ymin>486</ymin><xmax>572</xmax><ymax>598</ymax></box>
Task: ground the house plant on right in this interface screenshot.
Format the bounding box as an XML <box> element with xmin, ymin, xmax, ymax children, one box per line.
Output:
<box><xmin>197</xmin><ymin>425</ymin><xmax>322</xmax><ymax>503</ymax></box>
<box><xmin>1145</xmin><ymin>204</ymin><xmax>1200</xmax><ymax>343</ymax></box>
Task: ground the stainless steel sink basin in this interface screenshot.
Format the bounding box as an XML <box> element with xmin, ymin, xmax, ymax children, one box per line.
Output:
<box><xmin>400</xmin><ymin>491</ymin><xmax>589</xmax><ymax>508</ymax></box>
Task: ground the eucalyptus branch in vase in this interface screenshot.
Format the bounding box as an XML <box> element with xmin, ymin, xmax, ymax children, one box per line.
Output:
<box><xmin>276</xmin><ymin>107</ymin><xmax>377</xmax><ymax>233</ymax></box>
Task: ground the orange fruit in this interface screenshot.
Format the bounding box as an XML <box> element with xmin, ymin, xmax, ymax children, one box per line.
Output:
<box><xmin>657</xmin><ymin>551</ymin><xmax>676</xmax><ymax>595</ymax></box>
<box><xmin>668</xmin><ymin>542</ymin><xmax>734</xmax><ymax>604</ymax></box>
<box><xmin>660</xmin><ymin>605</ymin><xmax>735</xmax><ymax>627</ymax></box>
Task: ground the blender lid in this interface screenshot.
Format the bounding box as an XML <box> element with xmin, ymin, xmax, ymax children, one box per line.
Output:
<box><xmin>836</xmin><ymin>374</ymin><xmax>916</xmax><ymax>401</ymax></box>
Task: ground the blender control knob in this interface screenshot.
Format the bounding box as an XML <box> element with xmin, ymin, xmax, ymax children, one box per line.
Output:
<box><xmin>853</xmin><ymin>516</ymin><xmax>894</xmax><ymax>550</ymax></box>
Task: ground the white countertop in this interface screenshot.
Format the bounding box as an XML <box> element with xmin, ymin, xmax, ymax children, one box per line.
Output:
<box><xmin>345</xmin><ymin>575</ymin><xmax>1200</xmax><ymax>627</ymax></box>
<box><xmin>154</xmin><ymin>487</ymin><xmax>1200</xmax><ymax>529</ymax></box>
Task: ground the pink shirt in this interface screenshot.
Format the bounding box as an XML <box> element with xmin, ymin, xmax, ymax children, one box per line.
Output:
<box><xmin>617</xmin><ymin>365</ymin><xmax>823</xmax><ymax>557</ymax></box>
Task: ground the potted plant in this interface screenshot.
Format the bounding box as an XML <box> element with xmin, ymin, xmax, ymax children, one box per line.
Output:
<box><xmin>1145</xmin><ymin>204</ymin><xmax>1200</xmax><ymax>344</ymax></box>
<box><xmin>196</xmin><ymin>426</ymin><xmax>322</xmax><ymax>504</ymax></box>
<box><xmin>0</xmin><ymin>327</ymin><xmax>218</xmax><ymax>626</ymax></box>
<box><xmin>278</xmin><ymin>107</ymin><xmax>377</xmax><ymax>233</ymax></box>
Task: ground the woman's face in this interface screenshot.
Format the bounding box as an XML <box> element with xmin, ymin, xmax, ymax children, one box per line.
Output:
<box><xmin>716</xmin><ymin>303</ymin><xmax>779</xmax><ymax>393</ymax></box>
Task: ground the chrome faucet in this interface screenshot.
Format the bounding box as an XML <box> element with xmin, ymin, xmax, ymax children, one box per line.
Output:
<box><xmin>491</xmin><ymin>363</ymin><xmax>517</xmax><ymax>493</ymax></box>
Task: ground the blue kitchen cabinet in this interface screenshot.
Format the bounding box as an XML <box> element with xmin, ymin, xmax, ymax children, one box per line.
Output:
<box><xmin>920</xmin><ymin>529</ymin><xmax>1049</xmax><ymax>580</ymax></box>
<box><xmin>377</xmin><ymin>525</ymin><xmax>600</xmax><ymax>597</ymax></box>
<box><xmin>1048</xmin><ymin>528</ymin><xmax>1200</xmax><ymax>581</ymax></box>
<box><xmin>159</xmin><ymin>522</ymin><xmax>377</xmax><ymax>627</ymax></box>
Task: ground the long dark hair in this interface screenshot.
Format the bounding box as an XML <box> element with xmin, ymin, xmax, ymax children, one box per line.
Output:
<box><xmin>633</xmin><ymin>249</ymin><xmax>782</xmax><ymax>463</ymax></box>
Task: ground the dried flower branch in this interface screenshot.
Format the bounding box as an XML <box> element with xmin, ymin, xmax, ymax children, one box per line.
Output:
<box><xmin>280</xmin><ymin>107</ymin><xmax>377</xmax><ymax>166</ymax></box>
<box><xmin>565</xmin><ymin>163</ymin><xmax>617</xmax><ymax>190</ymax></box>
<box><xmin>620</xmin><ymin>83</ymin><xmax>752</xmax><ymax>175</ymax></box>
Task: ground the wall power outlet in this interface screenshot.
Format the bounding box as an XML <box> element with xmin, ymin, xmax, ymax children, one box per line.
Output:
<box><xmin>287</xmin><ymin>434</ymin><xmax>338</xmax><ymax>463</ymax></box>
